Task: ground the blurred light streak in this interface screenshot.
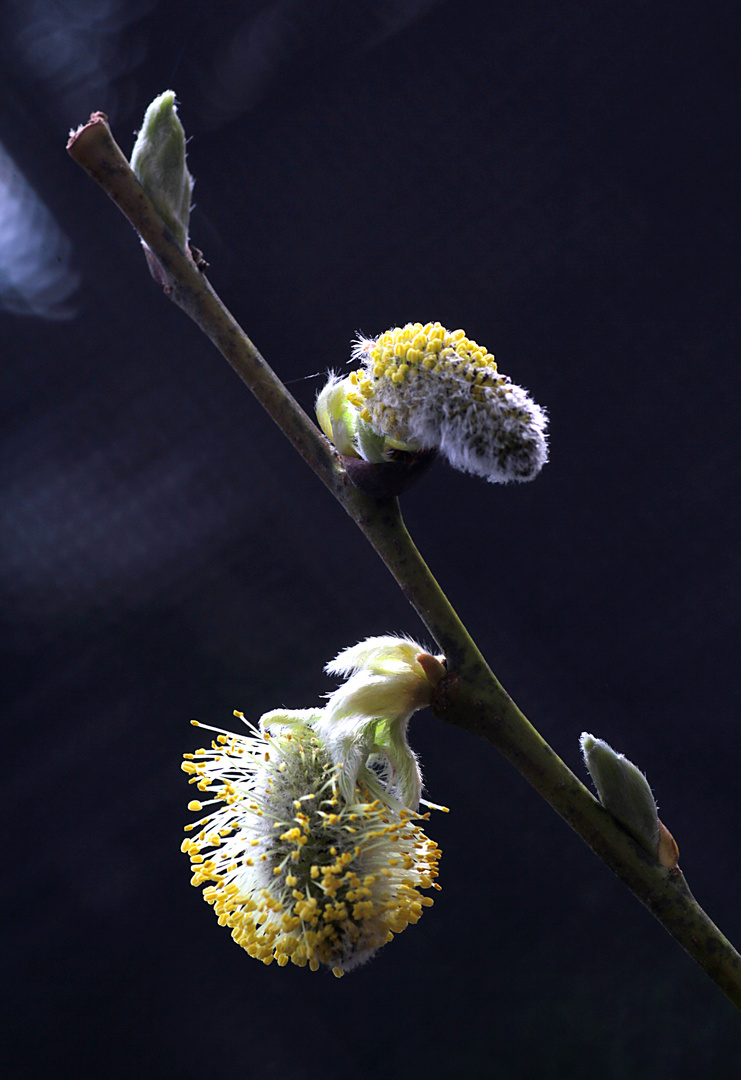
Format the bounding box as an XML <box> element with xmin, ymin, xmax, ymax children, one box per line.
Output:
<box><xmin>0</xmin><ymin>387</ymin><xmax>250</xmax><ymax>614</ymax></box>
<box><xmin>6</xmin><ymin>0</ymin><xmax>152</xmax><ymax>122</ymax></box>
<box><xmin>207</xmin><ymin>0</ymin><xmax>446</xmax><ymax>120</ymax></box>
<box><xmin>0</xmin><ymin>141</ymin><xmax>79</xmax><ymax>319</ymax></box>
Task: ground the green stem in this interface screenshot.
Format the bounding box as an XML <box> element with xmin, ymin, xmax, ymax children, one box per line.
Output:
<box><xmin>68</xmin><ymin>112</ymin><xmax>741</xmax><ymax>1011</ymax></box>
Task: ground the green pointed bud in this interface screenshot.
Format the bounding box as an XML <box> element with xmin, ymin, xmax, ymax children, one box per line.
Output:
<box><xmin>580</xmin><ymin>733</ymin><xmax>660</xmax><ymax>856</ymax></box>
<box><xmin>130</xmin><ymin>90</ymin><xmax>193</xmax><ymax>249</ymax></box>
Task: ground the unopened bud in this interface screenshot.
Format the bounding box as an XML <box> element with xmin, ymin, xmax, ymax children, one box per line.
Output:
<box><xmin>130</xmin><ymin>90</ymin><xmax>193</xmax><ymax>250</ymax></box>
<box><xmin>580</xmin><ymin>733</ymin><xmax>660</xmax><ymax>857</ymax></box>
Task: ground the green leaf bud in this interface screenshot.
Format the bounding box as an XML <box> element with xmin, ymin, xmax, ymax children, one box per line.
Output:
<box><xmin>580</xmin><ymin>733</ymin><xmax>660</xmax><ymax>855</ymax></box>
<box><xmin>130</xmin><ymin>90</ymin><xmax>193</xmax><ymax>249</ymax></box>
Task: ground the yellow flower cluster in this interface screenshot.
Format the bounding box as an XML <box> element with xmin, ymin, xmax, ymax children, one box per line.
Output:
<box><xmin>347</xmin><ymin>322</ymin><xmax>502</xmax><ymax>425</ymax></box>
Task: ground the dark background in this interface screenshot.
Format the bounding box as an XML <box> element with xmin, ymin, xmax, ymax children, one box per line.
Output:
<box><xmin>2</xmin><ymin>1</ymin><xmax>740</xmax><ymax>1076</ymax></box>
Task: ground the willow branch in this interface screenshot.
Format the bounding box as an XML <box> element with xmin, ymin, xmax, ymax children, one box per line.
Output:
<box><xmin>68</xmin><ymin>113</ymin><xmax>741</xmax><ymax>1010</ymax></box>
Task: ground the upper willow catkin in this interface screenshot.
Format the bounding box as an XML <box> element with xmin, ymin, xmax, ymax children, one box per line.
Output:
<box><xmin>318</xmin><ymin>322</ymin><xmax>548</xmax><ymax>484</ymax></box>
